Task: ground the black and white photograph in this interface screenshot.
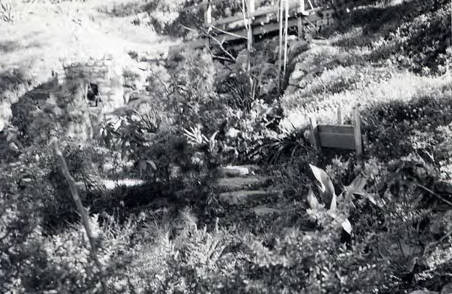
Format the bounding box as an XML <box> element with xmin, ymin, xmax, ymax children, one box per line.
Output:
<box><xmin>0</xmin><ymin>0</ymin><xmax>451</xmax><ymax>292</ymax></box>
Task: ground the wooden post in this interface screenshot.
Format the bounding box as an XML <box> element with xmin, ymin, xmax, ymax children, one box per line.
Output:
<box><xmin>297</xmin><ymin>15</ymin><xmax>304</xmax><ymax>39</ymax></box>
<box><xmin>204</xmin><ymin>0</ymin><xmax>212</xmax><ymax>27</ymax></box>
<box><xmin>299</xmin><ymin>0</ymin><xmax>305</xmax><ymax>13</ymax></box>
<box><xmin>278</xmin><ymin>0</ymin><xmax>283</xmax><ymax>91</ymax></box>
<box><xmin>247</xmin><ymin>21</ymin><xmax>253</xmax><ymax>69</ymax></box>
<box><xmin>337</xmin><ymin>106</ymin><xmax>342</xmax><ymax>124</ymax></box>
<box><xmin>353</xmin><ymin>106</ymin><xmax>363</xmax><ymax>158</ymax></box>
<box><xmin>247</xmin><ymin>0</ymin><xmax>255</xmax><ymax>51</ymax></box>
<box><xmin>283</xmin><ymin>0</ymin><xmax>288</xmax><ymax>78</ymax></box>
<box><xmin>309</xmin><ymin>116</ymin><xmax>320</xmax><ymax>151</ymax></box>
<box><xmin>297</xmin><ymin>0</ymin><xmax>306</xmax><ymax>39</ymax></box>
<box><xmin>249</xmin><ymin>0</ymin><xmax>255</xmax><ymax>14</ymax></box>
<box><xmin>247</xmin><ymin>0</ymin><xmax>255</xmax><ymax>74</ymax></box>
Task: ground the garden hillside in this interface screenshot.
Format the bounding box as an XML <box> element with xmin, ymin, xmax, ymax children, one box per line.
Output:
<box><xmin>1</xmin><ymin>0</ymin><xmax>452</xmax><ymax>293</ymax></box>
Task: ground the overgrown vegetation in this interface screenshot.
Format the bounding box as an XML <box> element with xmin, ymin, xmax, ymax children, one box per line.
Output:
<box><xmin>1</xmin><ymin>0</ymin><xmax>451</xmax><ymax>293</ymax></box>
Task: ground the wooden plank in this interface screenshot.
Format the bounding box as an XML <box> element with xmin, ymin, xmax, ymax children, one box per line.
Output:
<box><xmin>336</xmin><ymin>107</ymin><xmax>342</xmax><ymax>124</ymax></box>
<box><xmin>249</xmin><ymin>0</ymin><xmax>255</xmax><ymax>13</ymax></box>
<box><xmin>210</xmin><ymin>25</ymin><xmax>248</xmax><ymax>39</ymax></box>
<box><xmin>353</xmin><ymin>107</ymin><xmax>363</xmax><ymax>157</ymax></box>
<box><xmin>216</xmin><ymin>5</ymin><xmax>316</xmax><ymax>31</ymax></box>
<box><xmin>204</xmin><ymin>0</ymin><xmax>212</xmax><ymax>25</ymax></box>
<box><xmin>297</xmin><ymin>15</ymin><xmax>303</xmax><ymax>38</ymax></box>
<box><xmin>247</xmin><ymin>0</ymin><xmax>254</xmax><ymax>72</ymax></box>
<box><xmin>211</xmin><ymin>30</ymin><xmax>247</xmax><ymax>43</ymax></box>
<box><xmin>210</xmin><ymin>17</ymin><xmax>298</xmax><ymax>43</ymax></box>
<box><xmin>299</xmin><ymin>0</ymin><xmax>305</xmax><ymax>12</ymax></box>
<box><xmin>197</xmin><ymin>0</ymin><xmax>230</xmax><ymax>8</ymax></box>
<box><xmin>318</xmin><ymin>132</ymin><xmax>355</xmax><ymax>150</ymax></box>
<box><xmin>278</xmin><ymin>0</ymin><xmax>283</xmax><ymax>91</ymax></box>
<box><xmin>283</xmin><ymin>0</ymin><xmax>289</xmax><ymax>77</ymax></box>
<box><xmin>254</xmin><ymin>18</ymin><xmax>299</xmax><ymax>35</ymax></box>
<box><xmin>214</xmin><ymin>1</ymin><xmax>305</xmax><ymax>26</ymax></box>
<box><xmin>309</xmin><ymin>117</ymin><xmax>320</xmax><ymax>151</ymax></box>
<box><xmin>318</xmin><ymin>125</ymin><xmax>353</xmax><ymax>135</ymax></box>
<box><xmin>297</xmin><ymin>0</ymin><xmax>304</xmax><ymax>38</ymax></box>
<box><xmin>206</xmin><ymin>4</ymin><xmax>327</xmax><ymax>44</ymax></box>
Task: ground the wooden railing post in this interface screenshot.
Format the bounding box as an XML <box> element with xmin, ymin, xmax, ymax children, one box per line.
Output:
<box><xmin>283</xmin><ymin>0</ymin><xmax>289</xmax><ymax>77</ymax></box>
<box><xmin>247</xmin><ymin>0</ymin><xmax>255</xmax><ymax>47</ymax></box>
<box><xmin>278</xmin><ymin>0</ymin><xmax>283</xmax><ymax>91</ymax></box>
<box><xmin>353</xmin><ymin>106</ymin><xmax>363</xmax><ymax>159</ymax></box>
<box><xmin>309</xmin><ymin>116</ymin><xmax>320</xmax><ymax>151</ymax></box>
<box><xmin>204</xmin><ymin>0</ymin><xmax>212</xmax><ymax>27</ymax></box>
<box><xmin>249</xmin><ymin>0</ymin><xmax>255</xmax><ymax>14</ymax></box>
<box><xmin>297</xmin><ymin>0</ymin><xmax>305</xmax><ymax>39</ymax></box>
<box><xmin>337</xmin><ymin>105</ymin><xmax>343</xmax><ymax>124</ymax></box>
<box><xmin>246</xmin><ymin>0</ymin><xmax>255</xmax><ymax>73</ymax></box>
<box><xmin>299</xmin><ymin>0</ymin><xmax>305</xmax><ymax>13</ymax></box>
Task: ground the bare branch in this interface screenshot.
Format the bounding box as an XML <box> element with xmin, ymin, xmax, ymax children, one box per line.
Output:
<box><xmin>52</xmin><ymin>141</ymin><xmax>107</xmax><ymax>291</ymax></box>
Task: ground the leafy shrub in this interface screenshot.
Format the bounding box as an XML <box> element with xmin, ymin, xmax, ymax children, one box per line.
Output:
<box><xmin>334</xmin><ymin>0</ymin><xmax>451</xmax><ymax>74</ymax></box>
<box><xmin>0</xmin><ymin>159</ymin><xmax>45</xmax><ymax>292</ymax></box>
<box><xmin>165</xmin><ymin>48</ymin><xmax>224</xmax><ymax>131</ymax></box>
<box><xmin>362</xmin><ymin>94</ymin><xmax>452</xmax><ymax>162</ymax></box>
<box><xmin>0</xmin><ymin>0</ymin><xmax>14</xmax><ymax>22</ymax></box>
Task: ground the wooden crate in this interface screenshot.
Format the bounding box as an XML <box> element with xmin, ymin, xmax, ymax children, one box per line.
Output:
<box><xmin>309</xmin><ymin>106</ymin><xmax>363</xmax><ymax>158</ymax></box>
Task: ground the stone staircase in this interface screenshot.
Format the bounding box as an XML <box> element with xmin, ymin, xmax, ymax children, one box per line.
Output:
<box><xmin>214</xmin><ymin>165</ymin><xmax>283</xmax><ymax>215</ymax></box>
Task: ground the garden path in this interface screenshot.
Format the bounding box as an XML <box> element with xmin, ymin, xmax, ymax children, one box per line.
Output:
<box><xmin>214</xmin><ymin>165</ymin><xmax>284</xmax><ymax>216</ymax></box>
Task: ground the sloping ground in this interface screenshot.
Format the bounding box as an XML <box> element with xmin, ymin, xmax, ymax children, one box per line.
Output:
<box><xmin>0</xmin><ymin>0</ymin><xmax>179</xmax><ymax>131</ymax></box>
<box><xmin>281</xmin><ymin>0</ymin><xmax>451</xmax><ymax>131</ymax></box>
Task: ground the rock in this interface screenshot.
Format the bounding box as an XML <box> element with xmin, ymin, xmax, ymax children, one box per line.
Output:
<box><xmin>216</xmin><ymin>176</ymin><xmax>268</xmax><ymax>192</ymax></box>
<box><xmin>441</xmin><ymin>283</ymin><xmax>452</xmax><ymax>294</ymax></box>
<box><xmin>219</xmin><ymin>189</ymin><xmax>280</xmax><ymax>205</ymax></box>
<box><xmin>435</xmin><ymin>180</ymin><xmax>452</xmax><ymax>194</ymax></box>
<box><xmin>0</xmin><ymin>101</ymin><xmax>12</xmax><ymax>131</ymax></box>
<box><xmin>252</xmin><ymin>205</ymin><xmax>281</xmax><ymax>216</ymax></box>
<box><xmin>225</xmin><ymin>127</ymin><xmax>240</xmax><ymax>139</ymax></box>
<box><xmin>217</xmin><ymin>165</ymin><xmax>260</xmax><ymax>177</ymax></box>
<box><xmin>286</xmin><ymin>63</ymin><xmax>306</xmax><ymax>95</ymax></box>
<box><xmin>235</xmin><ymin>49</ymin><xmax>249</xmax><ymax>72</ymax></box>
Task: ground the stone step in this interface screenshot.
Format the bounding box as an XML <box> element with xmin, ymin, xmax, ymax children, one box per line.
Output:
<box><xmin>219</xmin><ymin>189</ymin><xmax>281</xmax><ymax>205</ymax></box>
<box><xmin>252</xmin><ymin>205</ymin><xmax>282</xmax><ymax>216</ymax></box>
<box><xmin>215</xmin><ymin>176</ymin><xmax>269</xmax><ymax>192</ymax></box>
<box><xmin>217</xmin><ymin>165</ymin><xmax>260</xmax><ymax>177</ymax></box>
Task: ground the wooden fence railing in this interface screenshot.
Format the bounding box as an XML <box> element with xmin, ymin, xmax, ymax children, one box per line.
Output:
<box><xmin>179</xmin><ymin>0</ymin><xmax>365</xmax><ymax>50</ymax></box>
<box><xmin>200</xmin><ymin>0</ymin><xmax>314</xmax><ymax>43</ymax></box>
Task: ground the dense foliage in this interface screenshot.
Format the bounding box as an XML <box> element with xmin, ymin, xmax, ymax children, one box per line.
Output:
<box><xmin>1</xmin><ymin>0</ymin><xmax>451</xmax><ymax>293</ymax></box>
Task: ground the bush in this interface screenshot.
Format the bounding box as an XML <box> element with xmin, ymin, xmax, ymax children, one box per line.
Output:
<box><xmin>362</xmin><ymin>94</ymin><xmax>452</xmax><ymax>162</ymax></box>
<box><xmin>0</xmin><ymin>0</ymin><xmax>14</xmax><ymax>22</ymax></box>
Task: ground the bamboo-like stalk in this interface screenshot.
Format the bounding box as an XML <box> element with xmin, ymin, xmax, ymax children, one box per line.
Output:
<box><xmin>204</xmin><ymin>0</ymin><xmax>212</xmax><ymax>26</ymax></box>
<box><xmin>278</xmin><ymin>0</ymin><xmax>283</xmax><ymax>91</ymax></box>
<box><xmin>248</xmin><ymin>0</ymin><xmax>255</xmax><ymax>99</ymax></box>
<box><xmin>283</xmin><ymin>0</ymin><xmax>289</xmax><ymax>78</ymax></box>
<box><xmin>240</xmin><ymin>0</ymin><xmax>250</xmax><ymax>72</ymax></box>
<box><xmin>52</xmin><ymin>141</ymin><xmax>106</xmax><ymax>291</ymax></box>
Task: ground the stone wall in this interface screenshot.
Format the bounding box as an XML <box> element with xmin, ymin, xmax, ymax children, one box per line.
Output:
<box><xmin>5</xmin><ymin>54</ymin><xmax>149</xmax><ymax>146</ymax></box>
<box><xmin>57</xmin><ymin>55</ymin><xmax>125</xmax><ymax>111</ymax></box>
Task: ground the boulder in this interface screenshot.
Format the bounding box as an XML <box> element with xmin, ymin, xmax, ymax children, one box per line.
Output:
<box><xmin>217</xmin><ymin>165</ymin><xmax>260</xmax><ymax>177</ymax></box>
